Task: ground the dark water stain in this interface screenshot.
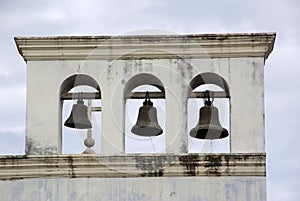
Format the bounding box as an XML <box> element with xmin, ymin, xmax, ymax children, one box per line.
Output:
<box><xmin>179</xmin><ymin>155</ymin><xmax>199</xmax><ymax>176</ymax></box>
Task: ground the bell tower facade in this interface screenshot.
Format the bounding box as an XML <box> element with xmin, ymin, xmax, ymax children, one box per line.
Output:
<box><xmin>0</xmin><ymin>33</ymin><xmax>275</xmax><ymax>201</ymax></box>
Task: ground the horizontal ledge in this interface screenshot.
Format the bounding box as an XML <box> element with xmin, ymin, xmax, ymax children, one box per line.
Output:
<box><xmin>0</xmin><ymin>153</ymin><xmax>265</xmax><ymax>180</ymax></box>
<box><xmin>17</xmin><ymin>51</ymin><xmax>269</xmax><ymax>61</ymax></box>
<box><xmin>62</xmin><ymin>91</ymin><xmax>229</xmax><ymax>100</ymax></box>
<box><xmin>15</xmin><ymin>33</ymin><xmax>276</xmax><ymax>62</ymax></box>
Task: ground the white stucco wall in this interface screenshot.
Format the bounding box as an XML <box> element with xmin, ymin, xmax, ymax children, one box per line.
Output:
<box><xmin>25</xmin><ymin>57</ymin><xmax>265</xmax><ymax>154</ymax></box>
<box><xmin>0</xmin><ymin>177</ymin><xmax>266</xmax><ymax>201</ymax></box>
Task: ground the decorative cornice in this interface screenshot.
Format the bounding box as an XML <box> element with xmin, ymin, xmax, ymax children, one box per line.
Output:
<box><xmin>0</xmin><ymin>153</ymin><xmax>265</xmax><ymax>180</ymax></box>
<box><xmin>15</xmin><ymin>33</ymin><xmax>276</xmax><ymax>62</ymax></box>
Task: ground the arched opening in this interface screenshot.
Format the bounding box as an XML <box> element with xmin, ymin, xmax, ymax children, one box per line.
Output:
<box><xmin>124</xmin><ymin>73</ymin><xmax>166</xmax><ymax>153</ymax></box>
<box><xmin>60</xmin><ymin>74</ymin><xmax>101</xmax><ymax>154</ymax></box>
<box><xmin>188</xmin><ymin>72</ymin><xmax>230</xmax><ymax>153</ymax></box>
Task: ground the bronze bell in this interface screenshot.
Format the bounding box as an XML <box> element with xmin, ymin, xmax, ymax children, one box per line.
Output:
<box><xmin>64</xmin><ymin>99</ymin><xmax>92</xmax><ymax>129</ymax></box>
<box><xmin>131</xmin><ymin>91</ymin><xmax>163</xmax><ymax>137</ymax></box>
<box><xmin>189</xmin><ymin>92</ymin><xmax>229</xmax><ymax>139</ymax></box>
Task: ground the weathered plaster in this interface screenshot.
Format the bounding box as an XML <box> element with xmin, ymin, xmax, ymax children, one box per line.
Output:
<box><xmin>0</xmin><ymin>153</ymin><xmax>265</xmax><ymax>180</ymax></box>
<box><xmin>16</xmin><ymin>33</ymin><xmax>275</xmax><ymax>155</ymax></box>
<box><xmin>0</xmin><ymin>177</ymin><xmax>266</xmax><ymax>201</ymax></box>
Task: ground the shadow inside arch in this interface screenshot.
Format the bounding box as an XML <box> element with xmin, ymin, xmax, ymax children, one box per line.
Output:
<box><xmin>189</xmin><ymin>72</ymin><xmax>229</xmax><ymax>94</ymax></box>
<box><xmin>124</xmin><ymin>73</ymin><xmax>165</xmax><ymax>99</ymax></box>
<box><xmin>60</xmin><ymin>74</ymin><xmax>101</xmax><ymax>94</ymax></box>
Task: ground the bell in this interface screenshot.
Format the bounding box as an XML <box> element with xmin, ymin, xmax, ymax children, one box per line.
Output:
<box><xmin>189</xmin><ymin>93</ymin><xmax>228</xmax><ymax>139</ymax></box>
<box><xmin>64</xmin><ymin>99</ymin><xmax>92</xmax><ymax>129</ymax></box>
<box><xmin>131</xmin><ymin>91</ymin><xmax>163</xmax><ymax>137</ymax></box>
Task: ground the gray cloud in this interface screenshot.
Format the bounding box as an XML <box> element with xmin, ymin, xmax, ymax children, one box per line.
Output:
<box><xmin>0</xmin><ymin>130</ymin><xmax>25</xmax><ymax>155</ymax></box>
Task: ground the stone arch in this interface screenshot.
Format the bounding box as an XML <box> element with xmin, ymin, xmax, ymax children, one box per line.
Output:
<box><xmin>123</xmin><ymin>73</ymin><xmax>166</xmax><ymax>153</ymax></box>
<box><xmin>188</xmin><ymin>72</ymin><xmax>230</xmax><ymax>153</ymax></box>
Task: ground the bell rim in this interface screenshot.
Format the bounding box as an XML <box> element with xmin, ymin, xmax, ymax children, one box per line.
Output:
<box><xmin>64</xmin><ymin>121</ymin><xmax>92</xmax><ymax>129</ymax></box>
<box><xmin>189</xmin><ymin>127</ymin><xmax>229</xmax><ymax>139</ymax></box>
<box><xmin>131</xmin><ymin>125</ymin><xmax>163</xmax><ymax>137</ymax></box>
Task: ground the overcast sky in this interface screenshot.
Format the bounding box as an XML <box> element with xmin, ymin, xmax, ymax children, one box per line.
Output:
<box><xmin>0</xmin><ymin>0</ymin><xmax>299</xmax><ymax>200</ymax></box>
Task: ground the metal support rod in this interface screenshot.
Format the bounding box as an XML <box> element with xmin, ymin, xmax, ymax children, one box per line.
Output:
<box><xmin>127</xmin><ymin>91</ymin><xmax>165</xmax><ymax>99</ymax></box>
<box><xmin>189</xmin><ymin>91</ymin><xmax>229</xmax><ymax>98</ymax></box>
<box><xmin>61</xmin><ymin>92</ymin><xmax>101</xmax><ymax>100</ymax></box>
<box><xmin>91</xmin><ymin>107</ymin><xmax>101</xmax><ymax>112</ymax></box>
<box><xmin>126</xmin><ymin>91</ymin><xmax>229</xmax><ymax>99</ymax></box>
<box><xmin>61</xmin><ymin>91</ymin><xmax>229</xmax><ymax>100</ymax></box>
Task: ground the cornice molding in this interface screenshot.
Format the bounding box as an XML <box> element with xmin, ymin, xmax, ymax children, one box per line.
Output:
<box><xmin>15</xmin><ymin>33</ymin><xmax>276</xmax><ymax>62</ymax></box>
<box><xmin>0</xmin><ymin>153</ymin><xmax>265</xmax><ymax>180</ymax></box>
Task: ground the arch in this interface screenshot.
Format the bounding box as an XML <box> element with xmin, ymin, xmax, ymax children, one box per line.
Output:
<box><xmin>189</xmin><ymin>72</ymin><xmax>229</xmax><ymax>94</ymax></box>
<box><xmin>188</xmin><ymin>72</ymin><xmax>230</xmax><ymax>153</ymax></box>
<box><xmin>124</xmin><ymin>73</ymin><xmax>166</xmax><ymax>153</ymax></box>
<box><xmin>60</xmin><ymin>74</ymin><xmax>101</xmax><ymax>94</ymax></box>
<box><xmin>124</xmin><ymin>73</ymin><xmax>165</xmax><ymax>98</ymax></box>
<box><xmin>60</xmin><ymin>74</ymin><xmax>101</xmax><ymax>154</ymax></box>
